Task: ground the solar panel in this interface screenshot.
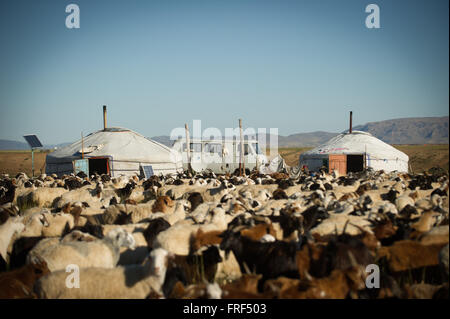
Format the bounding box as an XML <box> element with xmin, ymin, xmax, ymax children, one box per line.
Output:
<box><xmin>141</xmin><ymin>165</ymin><xmax>154</xmax><ymax>179</ymax></box>
<box><xmin>23</xmin><ymin>135</ymin><xmax>43</xmax><ymax>148</ymax></box>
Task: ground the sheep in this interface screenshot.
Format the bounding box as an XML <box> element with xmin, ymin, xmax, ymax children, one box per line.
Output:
<box><xmin>0</xmin><ymin>215</ymin><xmax>24</xmax><ymax>263</ymax></box>
<box><xmin>17</xmin><ymin>187</ymin><xmax>68</xmax><ymax>209</ymax></box>
<box><xmin>27</xmin><ymin>228</ymin><xmax>136</xmax><ymax>272</ymax></box>
<box><xmin>0</xmin><ymin>257</ymin><xmax>50</xmax><ymax>299</ymax></box>
<box><xmin>154</xmin><ymin>220</ymin><xmax>200</xmax><ymax>255</ymax></box>
<box><xmin>163</xmin><ymin>200</ymin><xmax>191</xmax><ymax>226</ymax></box>
<box><xmin>40</xmin><ymin>212</ymin><xmax>75</xmax><ymax>237</ymax></box>
<box><xmin>34</xmin><ymin>248</ymin><xmax>170</xmax><ymax>299</ymax></box>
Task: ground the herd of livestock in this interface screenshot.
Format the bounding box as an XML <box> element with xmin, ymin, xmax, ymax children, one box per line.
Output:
<box><xmin>0</xmin><ymin>166</ymin><xmax>448</xmax><ymax>299</ymax></box>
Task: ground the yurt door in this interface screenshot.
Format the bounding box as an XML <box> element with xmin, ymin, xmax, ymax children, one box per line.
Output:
<box><xmin>88</xmin><ymin>157</ymin><xmax>110</xmax><ymax>175</ymax></box>
<box><xmin>329</xmin><ymin>154</ymin><xmax>347</xmax><ymax>175</ymax></box>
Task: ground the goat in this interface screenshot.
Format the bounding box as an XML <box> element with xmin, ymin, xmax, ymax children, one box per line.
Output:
<box><xmin>219</xmin><ymin>230</ymin><xmax>300</xmax><ymax>282</ymax></box>
<box><xmin>0</xmin><ymin>257</ymin><xmax>50</xmax><ymax>298</ymax></box>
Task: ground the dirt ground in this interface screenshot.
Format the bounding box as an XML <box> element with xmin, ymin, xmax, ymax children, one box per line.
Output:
<box><xmin>0</xmin><ymin>150</ymin><xmax>49</xmax><ymax>177</ymax></box>
<box><xmin>0</xmin><ymin>144</ymin><xmax>448</xmax><ymax>177</ymax></box>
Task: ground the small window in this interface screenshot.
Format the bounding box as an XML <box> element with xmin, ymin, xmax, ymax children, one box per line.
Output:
<box><xmin>244</xmin><ymin>144</ymin><xmax>250</xmax><ymax>155</ymax></box>
<box><xmin>237</xmin><ymin>143</ymin><xmax>250</xmax><ymax>155</ymax></box>
<box><xmin>253</xmin><ymin>143</ymin><xmax>262</xmax><ymax>155</ymax></box>
<box><xmin>190</xmin><ymin>143</ymin><xmax>202</xmax><ymax>152</ymax></box>
<box><xmin>204</xmin><ymin>143</ymin><xmax>222</xmax><ymax>154</ymax></box>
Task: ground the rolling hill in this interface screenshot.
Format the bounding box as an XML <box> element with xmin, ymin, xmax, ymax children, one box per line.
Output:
<box><xmin>1</xmin><ymin>116</ymin><xmax>448</xmax><ymax>150</ymax></box>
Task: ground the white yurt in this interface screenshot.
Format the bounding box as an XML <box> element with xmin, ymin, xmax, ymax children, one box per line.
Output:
<box><xmin>299</xmin><ymin>130</ymin><xmax>409</xmax><ymax>174</ymax></box>
<box><xmin>46</xmin><ymin>127</ymin><xmax>183</xmax><ymax>177</ymax></box>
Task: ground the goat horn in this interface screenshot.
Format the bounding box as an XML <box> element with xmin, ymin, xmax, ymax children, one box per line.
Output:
<box><xmin>304</xmin><ymin>270</ymin><xmax>313</xmax><ymax>282</ymax></box>
<box><xmin>347</xmin><ymin>250</ymin><xmax>358</xmax><ymax>268</ymax></box>
<box><xmin>342</xmin><ymin>219</ymin><xmax>351</xmax><ymax>235</ymax></box>
<box><xmin>348</xmin><ymin>222</ymin><xmax>366</xmax><ymax>234</ymax></box>
<box><xmin>243</xmin><ymin>262</ymin><xmax>252</xmax><ymax>275</ymax></box>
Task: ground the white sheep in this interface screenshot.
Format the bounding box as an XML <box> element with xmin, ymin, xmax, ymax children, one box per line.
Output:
<box><xmin>34</xmin><ymin>248</ymin><xmax>170</xmax><ymax>299</ymax></box>
<box><xmin>27</xmin><ymin>228</ymin><xmax>136</xmax><ymax>272</ymax></box>
<box><xmin>0</xmin><ymin>216</ymin><xmax>24</xmax><ymax>262</ymax></box>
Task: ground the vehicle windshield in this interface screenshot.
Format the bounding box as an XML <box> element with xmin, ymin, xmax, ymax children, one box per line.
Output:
<box><xmin>253</xmin><ymin>143</ymin><xmax>262</xmax><ymax>154</ymax></box>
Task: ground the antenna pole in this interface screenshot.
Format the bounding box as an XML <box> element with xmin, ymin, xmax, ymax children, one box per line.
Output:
<box><xmin>239</xmin><ymin>119</ymin><xmax>245</xmax><ymax>176</ymax></box>
<box><xmin>349</xmin><ymin>111</ymin><xmax>353</xmax><ymax>134</ymax></box>
<box><xmin>185</xmin><ymin>123</ymin><xmax>192</xmax><ymax>175</ymax></box>
<box><xmin>103</xmin><ymin>105</ymin><xmax>107</xmax><ymax>130</ymax></box>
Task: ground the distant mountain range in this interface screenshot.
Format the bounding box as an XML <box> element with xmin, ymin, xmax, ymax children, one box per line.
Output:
<box><xmin>352</xmin><ymin>116</ymin><xmax>449</xmax><ymax>145</ymax></box>
<box><xmin>0</xmin><ymin>140</ymin><xmax>70</xmax><ymax>150</ymax></box>
<box><xmin>153</xmin><ymin>116</ymin><xmax>449</xmax><ymax>148</ymax></box>
<box><xmin>1</xmin><ymin>116</ymin><xmax>448</xmax><ymax>150</ymax></box>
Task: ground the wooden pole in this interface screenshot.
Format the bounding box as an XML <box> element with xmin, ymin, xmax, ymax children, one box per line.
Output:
<box><xmin>81</xmin><ymin>132</ymin><xmax>84</xmax><ymax>159</ymax></box>
<box><xmin>185</xmin><ymin>123</ymin><xmax>192</xmax><ymax>174</ymax></box>
<box><xmin>239</xmin><ymin>119</ymin><xmax>245</xmax><ymax>176</ymax></box>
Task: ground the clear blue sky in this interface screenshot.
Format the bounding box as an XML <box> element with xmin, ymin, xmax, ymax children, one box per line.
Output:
<box><xmin>0</xmin><ymin>0</ymin><xmax>448</xmax><ymax>144</ymax></box>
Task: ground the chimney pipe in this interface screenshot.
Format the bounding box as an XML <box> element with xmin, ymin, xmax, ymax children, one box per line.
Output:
<box><xmin>349</xmin><ymin>111</ymin><xmax>353</xmax><ymax>134</ymax></box>
<box><xmin>103</xmin><ymin>105</ymin><xmax>107</xmax><ymax>130</ymax></box>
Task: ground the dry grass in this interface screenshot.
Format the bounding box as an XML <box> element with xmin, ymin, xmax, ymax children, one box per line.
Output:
<box><xmin>0</xmin><ymin>150</ymin><xmax>50</xmax><ymax>177</ymax></box>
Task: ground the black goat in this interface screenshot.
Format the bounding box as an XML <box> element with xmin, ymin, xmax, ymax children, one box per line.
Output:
<box><xmin>311</xmin><ymin>231</ymin><xmax>374</xmax><ymax>278</ymax></box>
<box><xmin>219</xmin><ymin>231</ymin><xmax>300</xmax><ymax>281</ymax></box>
<box><xmin>301</xmin><ymin>205</ymin><xmax>330</xmax><ymax>231</ymax></box>
<box><xmin>64</xmin><ymin>177</ymin><xmax>83</xmax><ymax>190</ymax></box>
<box><xmin>143</xmin><ymin>218</ymin><xmax>171</xmax><ymax>249</ymax></box>
<box><xmin>187</xmin><ymin>192</ymin><xmax>204</xmax><ymax>212</ymax></box>
<box><xmin>0</xmin><ymin>179</ymin><xmax>16</xmax><ymax>205</ymax></box>
<box><xmin>116</xmin><ymin>181</ymin><xmax>137</xmax><ymax>199</ymax></box>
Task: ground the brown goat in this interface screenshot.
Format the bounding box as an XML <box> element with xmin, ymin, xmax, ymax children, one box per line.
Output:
<box><xmin>0</xmin><ymin>259</ymin><xmax>50</xmax><ymax>299</ymax></box>
<box><xmin>190</xmin><ymin>229</ymin><xmax>223</xmax><ymax>252</ymax></box>
<box><xmin>378</xmin><ymin>240</ymin><xmax>447</xmax><ymax>272</ymax></box>
<box><xmin>240</xmin><ymin>223</ymin><xmax>276</xmax><ymax>241</ymax></box>
<box><xmin>271</xmin><ymin>266</ymin><xmax>366</xmax><ymax>299</ymax></box>
<box><xmin>371</xmin><ymin>218</ymin><xmax>398</xmax><ymax>240</ymax></box>
<box><xmin>152</xmin><ymin>196</ymin><xmax>174</xmax><ymax>213</ymax></box>
<box><xmin>295</xmin><ymin>243</ymin><xmax>324</xmax><ymax>281</ymax></box>
<box><xmin>221</xmin><ymin>274</ymin><xmax>265</xmax><ymax>299</ymax></box>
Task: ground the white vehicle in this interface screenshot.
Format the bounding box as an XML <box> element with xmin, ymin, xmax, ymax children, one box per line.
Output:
<box><xmin>172</xmin><ymin>138</ymin><xmax>268</xmax><ymax>174</ymax></box>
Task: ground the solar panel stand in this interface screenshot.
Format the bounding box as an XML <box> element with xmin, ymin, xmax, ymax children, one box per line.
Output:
<box><xmin>23</xmin><ymin>135</ymin><xmax>43</xmax><ymax>177</ymax></box>
<box><xmin>31</xmin><ymin>148</ymin><xmax>35</xmax><ymax>177</ymax></box>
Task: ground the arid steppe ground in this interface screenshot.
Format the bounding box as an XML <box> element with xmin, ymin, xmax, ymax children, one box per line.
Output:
<box><xmin>0</xmin><ymin>144</ymin><xmax>448</xmax><ymax>177</ymax></box>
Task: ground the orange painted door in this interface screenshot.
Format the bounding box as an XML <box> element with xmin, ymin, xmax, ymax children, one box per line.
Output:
<box><xmin>329</xmin><ymin>154</ymin><xmax>347</xmax><ymax>175</ymax></box>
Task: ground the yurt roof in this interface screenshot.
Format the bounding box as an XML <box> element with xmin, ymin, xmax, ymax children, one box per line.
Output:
<box><xmin>301</xmin><ymin>131</ymin><xmax>409</xmax><ymax>161</ymax></box>
<box><xmin>46</xmin><ymin>127</ymin><xmax>181</xmax><ymax>164</ymax></box>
